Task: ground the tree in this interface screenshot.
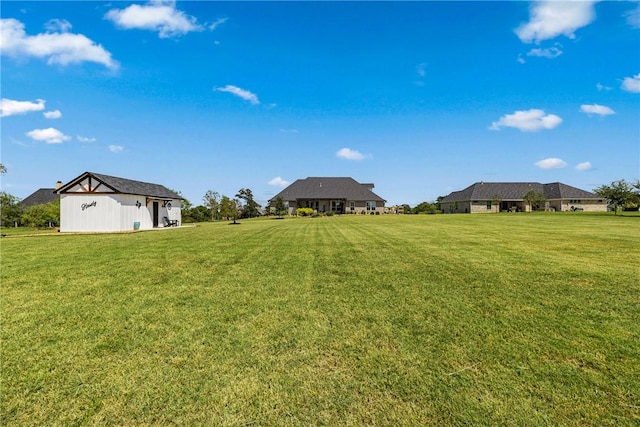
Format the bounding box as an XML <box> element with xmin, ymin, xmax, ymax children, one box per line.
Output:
<box><xmin>188</xmin><ymin>205</ymin><xmax>210</xmax><ymax>223</ymax></box>
<box><xmin>203</xmin><ymin>190</ymin><xmax>220</xmax><ymax>221</ymax></box>
<box><xmin>594</xmin><ymin>179</ymin><xmax>637</xmax><ymax>215</ymax></box>
<box><xmin>413</xmin><ymin>201</ymin><xmax>438</xmax><ymax>214</ymax></box>
<box><xmin>236</xmin><ymin>188</ymin><xmax>260</xmax><ymax>218</ymax></box>
<box><xmin>0</xmin><ymin>164</ymin><xmax>6</xmax><ymax>175</ymax></box>
<box><xmin>273</xmin><ymin>196</ymin><xmax>287</xmax><ymax>218</ymax></box>
<box><xmin>21</xmin><ymin>200</ymin><xmax>60</xmax><ymax>227</ymax></box>
<box><xmin>0</xmin><ymin>192</ymin><xmax>22</xmax><ymax>227</ymax></box>
<box><xmin>220</xmin><ymin>195</ymin><xmax>240</xmax><ymax>223</ymax></box>
<box><xmin>522</xmin><ymin>189</ymin><xmax>546</xmax><ymax>212</ymax></box>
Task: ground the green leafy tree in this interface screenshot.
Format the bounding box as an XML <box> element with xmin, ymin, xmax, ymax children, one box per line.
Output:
<box><xmin>188</xmin><ymin>205</ymin><xmax>210</xmax><ymax>223</ymax></box>
<box><xmin>0</xmin><ymin>164</ymin><xmax>7</xmax><ymax>175</ymax></box>
<box><xmin>236</xmin><ymin>188</ymin><xmax>260</xmax><ymax>218</ymax></box>
<box><xmin>0</xmin><ymin>192</ymin><xmax>22</xmax><ymax>227</ymax></box>
<box><xmin>21</xmin><ymin>199</ymin><xmax>60</xmax><ymax>227</ymax></box>
<box><xmin>274</xmin><ymin>196</ymin><xmax>287</xmax><ymax>218</ymax></box>
<box><xmin>594</xmin><ymin>179</ymin><xmax>637</xmax><ymax>215</ymax></box>
<box><xmin>203</xmin><ymin>190</ymin><xmax>220</xmax><ymax>221</ymax></box>
<box><xmin>220</xmin><ymin>195</ymin><xmax>240</xmax><ymax>223</ymax></box>
<box><xmin>413</xmin><ymin>201</ymin><xmax>438</xmax><ymax>214</ymax></box>
<box><xmin>522</xmin><ymin>189</ymin><xmax>546</xmax><ymax>212</ymax></box>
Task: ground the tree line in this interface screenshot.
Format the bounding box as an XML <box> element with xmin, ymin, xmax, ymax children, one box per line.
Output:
<box><xmin>1</xmin><ymin>171</ymin><xmax>639</xmax><ymax>228</ymax></box>
<box><xmin>182</xmin><ymin>188</ymin><xmax>265</xmax><ymax>223</ymax></box>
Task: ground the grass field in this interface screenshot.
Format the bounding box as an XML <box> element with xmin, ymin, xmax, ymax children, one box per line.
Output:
<box><xmin>1</xmin><ymin>213</ymin><xmax>639</xmax><ymax>426</ymax></box>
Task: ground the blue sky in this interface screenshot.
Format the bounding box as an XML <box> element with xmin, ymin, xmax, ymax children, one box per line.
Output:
<box><xmin>1</xmin><ymin>1</ymin><xmax>638</xmax><ymax>207</ymax></box>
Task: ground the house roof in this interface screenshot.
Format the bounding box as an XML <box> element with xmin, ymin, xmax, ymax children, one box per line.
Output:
<box><xmin>56</xmin><ymin>172</ymin><xmax>182</xmax><ymax>199</ymax></box>
<box><xmin>21</xmin><ymin>188</ymin><xmax>58</xmax><ymax>207</ymax></box>
<box><xmin>441</xmin><ymin>182</ymin><xmax>600</xmax><ymax>203</ymax></box>
<box><xmin>270</xmin><ymin>177</ymin><xmax>386</xmax><ymax>202</ymax></box>
<box><xmin>542</xmin><ymin>182</ymin><xmax>601</xmax><ymax>200</ymax></box>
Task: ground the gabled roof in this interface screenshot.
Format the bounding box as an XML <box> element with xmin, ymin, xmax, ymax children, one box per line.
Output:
<box><xmin>441</xmin><ymin>182</ymin><xmax>600</xmax><ymax>202</ymax></box>
<box><xmin>56</xmin><ymin>172</ymin><xmax>182</xmax><ymax>199</ymax></box>
<box><xmin>21</xmin><ymin>188</ymin><xmax>58</xmax><ymax>207</ymax></box>
<box><xmin>270</xmin><ymin>177</ymin><xmax>386</xmax><ymax>202</ymax></box>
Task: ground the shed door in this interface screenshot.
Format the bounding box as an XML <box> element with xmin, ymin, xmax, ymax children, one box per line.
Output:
<box><xmin>153</xmin><ymin>202</ymin><xmax>159</xmax><ymax>227</ymax></box>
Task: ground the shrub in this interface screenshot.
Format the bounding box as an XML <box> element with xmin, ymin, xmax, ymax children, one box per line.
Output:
<box><xmin>326</xmin><ymin>211</ymin><xmax>334</xmax><ymax>216</ymax></box>
<box><xmin>296</xmin><ymin>207</ymin><xmax>314</xmax><ymax>217</ymax></box>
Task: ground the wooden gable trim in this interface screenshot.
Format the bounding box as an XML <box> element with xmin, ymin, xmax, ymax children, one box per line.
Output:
<box><xmin>58</xmin><ymin>173</ymin><xmax>118</xmax><ymax>194</ymax></box>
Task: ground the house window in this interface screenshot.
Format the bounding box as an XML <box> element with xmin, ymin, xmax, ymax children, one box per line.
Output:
<box><xmin>366</xmin><ymin>201</ymin><xmax>376</xmax><ymax>211</ymax></box>
<box><xmin>350</xmin><ymin>201</ymin><xmax>355</xmax><ymax>211</ymax></box>
<box><xmin>486</xmin><ymin>201</ymin><xmax>492</xmax><ymax>210</ymax></box>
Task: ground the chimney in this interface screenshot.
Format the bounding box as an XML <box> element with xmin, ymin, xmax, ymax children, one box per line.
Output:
<box><xmin>55</xmin><ymin>180</ymin><xmax>63</xmax><ymax>189</ymax></box>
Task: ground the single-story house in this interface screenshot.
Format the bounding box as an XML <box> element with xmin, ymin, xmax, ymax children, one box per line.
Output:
<box><xmin>55</xmin><ymin>171</ymin><xmax>182</xmax><ymax>232</ymax></box>
<box><xmin>21</xmin><ymin>182</ymin><xmax>62</xmax><ymax>208</ymax></box>
<box><xmin>269</xmin><ymin>177</ymin><xmax>386</xmax><ymax>215</ymax></box>
<box><xmin>440</xmin><ymin>181</ymin><xmax>607</xmax><ymax>213</ymax></box>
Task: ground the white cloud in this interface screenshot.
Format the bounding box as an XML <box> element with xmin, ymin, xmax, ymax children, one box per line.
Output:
<box><xmin>576</xmin><ymin>161</ymin><xmax>593</xmax><ymax>171</ymax></box>
<box><xmin>516</xmin><ymin>54</ymin><xmax>526</xmax><ymax>64</ymax></box>
<box><xmin>43</xmin><ymin>109</ymin><xmax>62</xmax><ymax>119</ymax></box>
<box><xmin>105</xmin><ymin>1</ymin><xmax>202</xmax><ymax>38</ymax></box>
<box><xmin>580</xmin><ymin>104</ymin><xmax>615</xmax><ymax>116</ymax></box>
<box><xmin>515</xmin><ymin>1</ymin><xmax>598</xmax><ymax>44</ymax></box>
<box><xmin>489</xmin><ymin>109</ymin><xmax>562</xmax><ymax>132</ymax></box>
<box><xmin>535</xmin><ymin>158</ymin><xmax>567</xmax><ymax>169</ymax></box>
<box><xmin>416</xmin><ymin>62</ymin><xmax>427</xmax><ymax>77</ymax></box>
<box><xmin>215</xmin><ymin>85</ymin><xmax>260</xmax><ymax>105</ymax></box>
<box><xmin>336</xmin><ymin>147</ymin><xmax>369</xmax><ymax>161</ymax></box>
<box><xmin>77</xmin><ymin>135</ymin><xmax>96</xmax><ymax>143</ymax></box>
<box><xmin>624</xmin><ymin>3</ymin><xmax>640</xmax><ymax>28</ymax></box>
<box><xmin>596</xmin><ymin>82</ymin><xmax>611</xmax><ymax>92</ymax></box>
<box><xmin>26</xmin><ymin>127</ymin><xmax>70</xmax><ymax>144</ymax></box>
<box><xmin>268</xmin><ymin>176</ymin><xmax>290</xmax><ymax>187</ymax></box>
<box><xmin>109</xmin><ymin>145</ymin><xmax>124</xmax><ymax>153</ymax></box>
<box><xmin>279</xmin><ymin>128</ymin><xmax>298</xmax><ymax>133</ymax></box>
<box><xmin>621</xmin><ymin>73</ymin><xmax>640</xmax><ymax>93</ymax></box>
<box><xmin>44</xmin><ymin>18</ymin><xmax>72</xmax><ymax>33</ymax></box>
<box><xmin>0</xmin><ymin>18</ymin><xmax>117</xmax><ymax>69</ymax></box>
<box><xmin>209</xmin><ymin>17</ymin><xmax>228</xmax><ymax>31</ymax></box>
<box><xmin>0</xmin><ymin>98</ymin><xmax>45</xmax><ymax>117</ymax></box>
<box><xmin>527</xmin><ymin>45</ymin><xmax>563</xmax><ymax>59</ymax></box>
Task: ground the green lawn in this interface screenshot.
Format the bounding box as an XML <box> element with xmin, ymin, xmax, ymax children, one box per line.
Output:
<box><xmin>2</xmin><ymin>214</ymin><xmax>639</xmax><ymax>425</ymax></box>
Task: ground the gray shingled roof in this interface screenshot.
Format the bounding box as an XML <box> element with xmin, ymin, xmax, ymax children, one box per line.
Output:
<box><xmin>542</xmin><ymin>182</ymin><xmax>601</xmax><ymax>199</ymax></box>
<box><xmin>270</xmin><ymin>177</ymin><xmax>386</xmax><ymax>202</ymax></box>
<box><xmin>57</xmin><ymin>172</ymin><xmax>182</xmax><ymax>199</ymax></box>
<box><xmin>441</xmin><ymin>182</ymin><xmax>600</xmax><ymax>202</ymax></box>
<box><xmin>21</xmin><ymin>188</ymin><xmax>58</xmax><ymax>207</ymax></box>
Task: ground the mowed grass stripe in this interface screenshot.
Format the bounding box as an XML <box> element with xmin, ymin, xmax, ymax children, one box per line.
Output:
<box><xmin>1</xmin><ymin>214</ymin><xmax>638</xmax><ymax>425</ymax></box>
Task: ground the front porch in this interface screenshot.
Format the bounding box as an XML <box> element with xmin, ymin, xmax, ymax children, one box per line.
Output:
<box><xmin>297</xmin><ymin>199</ymin><xmax>346</xmax><ymax>214</ymax></box>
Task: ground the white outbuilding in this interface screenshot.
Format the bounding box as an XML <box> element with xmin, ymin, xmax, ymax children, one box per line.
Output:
<box><xmin>55</xmin><ymin>171</ymin><xmax>182</xmax><ymax>232</ymax></box>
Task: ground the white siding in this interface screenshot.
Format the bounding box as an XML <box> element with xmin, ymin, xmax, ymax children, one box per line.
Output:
<box><xmin>60</xmin><ymin>194</ymin><xmax>181</xmax><ymax>232</ymax></box>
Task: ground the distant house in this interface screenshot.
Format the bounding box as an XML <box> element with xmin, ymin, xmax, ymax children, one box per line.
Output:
<box><xmin>440</xmin><ymin>182</ymin><xmax>607</xmax><ymax>213</ymax></box>
<box><xmin>55</xmin><ymin>172</ymin><xmax>182</xmax><ymax>232</ymax></box>
<box><xmin>21</xmin><ymin>182</ymin><xmax>62</xmax><ymax>208</ymax></box>
<box><xmin>269</xmin><ymin>177</ymin><xmax>386</xmax><ymax>215</ymax></box>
